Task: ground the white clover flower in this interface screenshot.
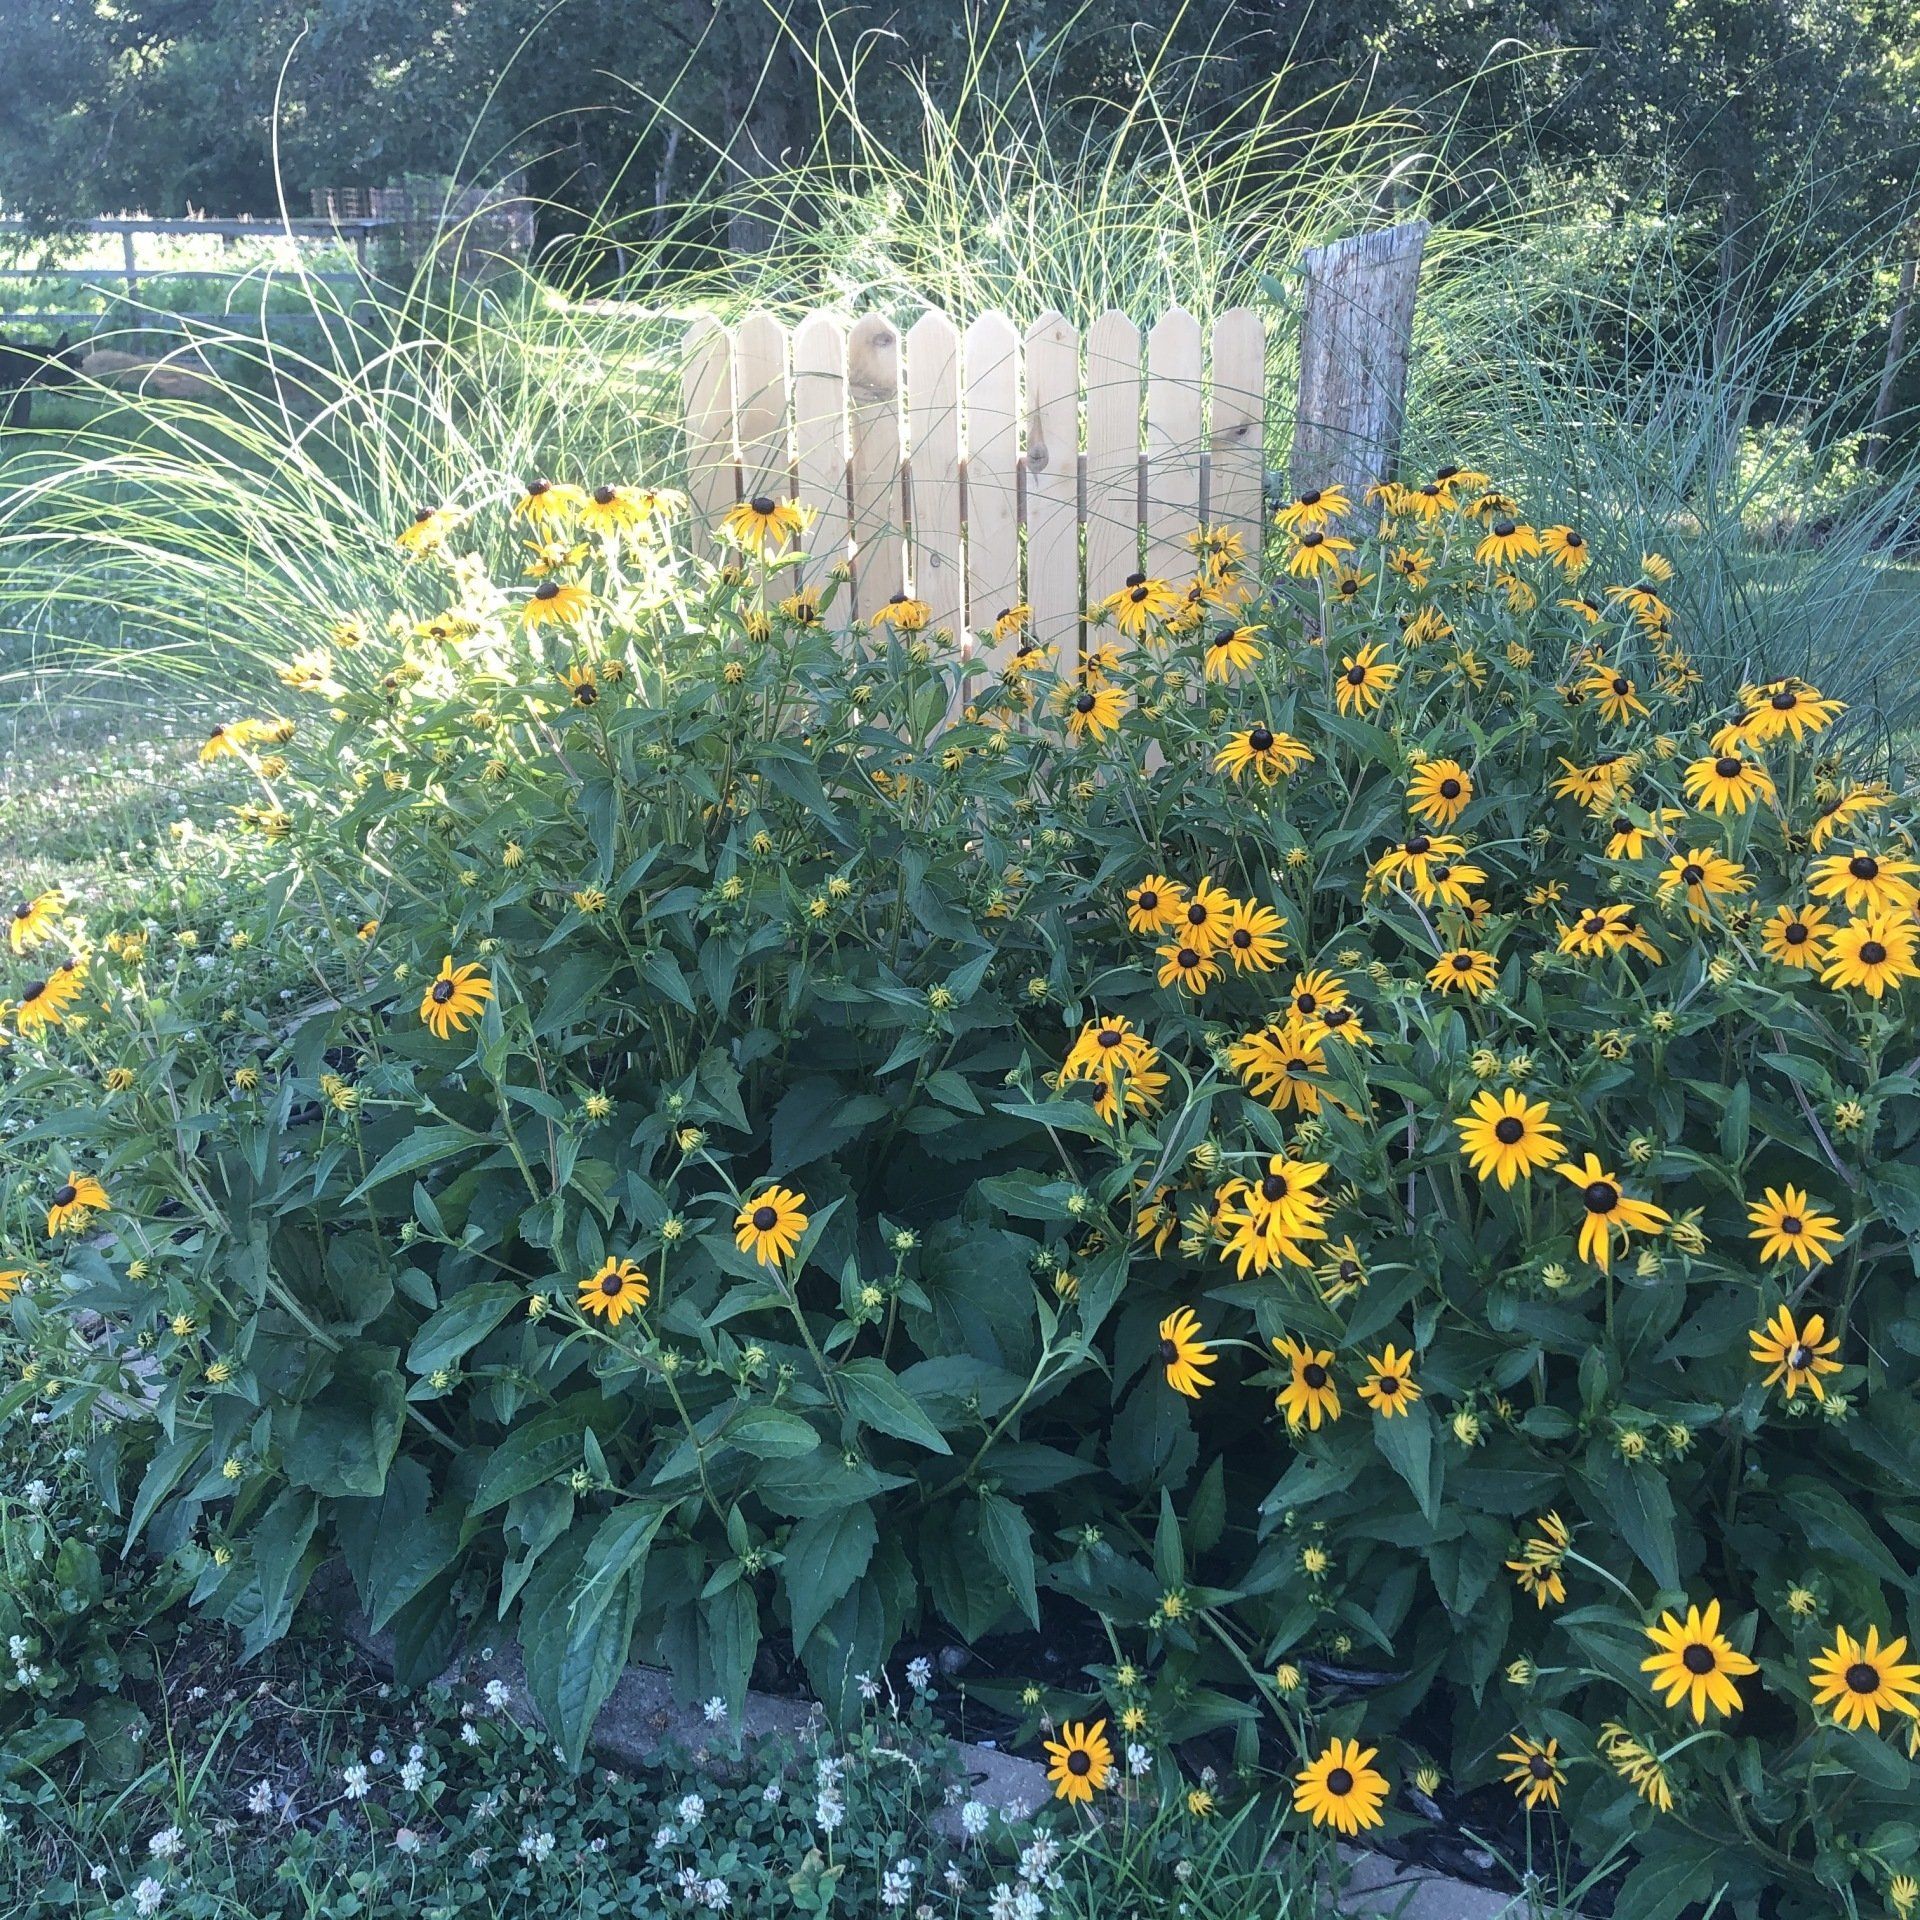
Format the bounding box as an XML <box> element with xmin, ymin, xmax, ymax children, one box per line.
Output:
<box><xmin>676</xmin><ymin>1867</ymin><xmax>704</xmax><ymax>1898</ymax></box>
<box><xmin>519</xmin><ymin>1830</ymin><xmax>555</xmax><ymax>1863</ymax></box>
<box><xmin>407</xmin><ymin>1743</ymin><xmax>425</xmax><ymax>1762</ymax></box>
<box><xmin>368</xmin><ymin>1747</ymin><xmax>387</xmax><ymax>1766</ymax></box>
<box><xmin>677</xmin><ymin>1792</ymin><xmax>706</xmax><ymax>1827</ymax></box>
<box><xmin>961</xmin><ymin>1800</ymin><xmax>990</xmax><ymax>1838</ymax></box>
<box><xmin>483</xmin><ymin>1679</ymin><xmax>511</xmax><ymax>1711</ymax></box>
<box><xmin>134</xmin><ymin>1878</ymin><xmax>165</xmax><ymax>1917</ymax></box>
<box><xmin>881</xmin><ymin>1869</ymin><xmax>913</xmax><ymax>1908</ymax></box>
<box><xmin>394</xmin><ymin>1827</ymin><xmax>421</xmax><ymax>1855</ymax></box>
<box><xmin>702</xmin><ymin>1878</ymin><xmax>731</xmax><ymax>1910</ymax></box>
<box><xmin>703</xmin><ymin>1695</ymin><xmax>728</xmax><ymax>1724</ymax></box>
<box><xmin>6</xmin><ymin>1636</ymin><xmax>28</xmax><ymax>1662</ymax></box>
<box><xmin>147</xmin><ymin>1827</ymin><xmax>183</xmax><ymax>1858</ymax></box>
<box><xmin>944</xmin><ymin>1865</ymin><xmax>968</xmax><ymax>1894</ymax></box>
<box><xmin>1011</xmin><ymin>1889</ymin><xmax>1043</xmax><ymax>1920</ymax></box>
<box><xmin>652</xmin><ymin>1825</ymin><xmax>680</xmax><ymax>1852</ymax></box>
<box><xmin>341</xmin><ymin>1763</ymin><xmax>370</xmax><ymax>1800</ymax></box>
<box><xmin>906</xmin><ymin>1656</ymin><xmax>933</xmax><ymax>1695</ymax></box>
<box><xmin>246</xmin><ymin>1780</ymin><xmax>274</xmax><ymax>1816</ymax></box>
<box><xmin>761</xmin><ymin>1779</ymin><xmax>783</xmax><ymax>1804</ymax></box>
<box><xmin>857</xmin><ymin>1671</ymin><xmax>881</xmax><ymax>1702</ymax></box>
<box><xmin>399</xmin><ymin>1758</ymin><xmax>426</xmax><ymax>1792</ymax></box>
<box><xmin>813</xmin><ymin>1788</ymin><xmax>845</xmax><ymax>1833</ymax></box>
<box><xmin>459</xmin><ymin>1721</ymin><xmax>480</xmax><ymax>1747</ymax></box>
<box><xmin>1127</xmin><ymin>1741</ymin><xmax>1152</xmax><ymax>1776</ymax></box>
<box><xmin>23</xmin><ymin>1481</ymin><xmax>50</xmax><ymax>1510</ymax></box>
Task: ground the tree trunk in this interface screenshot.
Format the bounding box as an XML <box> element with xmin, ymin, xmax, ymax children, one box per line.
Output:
<box><xmin>1868</xmin><ymin>241</ymin><xmax>1917</xmax><ymax>474</ymax></box>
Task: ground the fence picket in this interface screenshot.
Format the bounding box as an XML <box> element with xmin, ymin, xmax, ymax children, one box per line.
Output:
<box><xmin>791</xmin><ymin>312</ymin><xmax>850</xmax><ymax>620</ymax></box>
<box><xmin>847</xmin><ymin>313</ymin><xmax>906</xmax><ymax>622</ymax></box>
<box><xmin>1145</xmin><ymin>308</ymin><xmax>1204</xmax><ymax>586</ymax></box>
<box><xmin>1208</xmin><ymin>307</ymin><xmax>1266</xmax><ymax>567</ymax></box>
<box><xmin>905</xmin><ymin>310</ymin><xmax>964</xmax><ymax>642</ymax></box>
<box><xmin>1022</xmin><ymin>312</ymin><xmax>1079</xmax><ymax>672</ymax></box>
<box><xmin>963</xmin><ymin>313</ymin><xmax>1022</xmax><ymax>663</ymax></box>
<box><xmin>681</xmin><ymin>317</ymin><xmax>736</xmax><ymax>536</ymax></box>
<box><xmin>1083</xmin><ymin>310</ymin><xmax>1143</xmax><ymax>622</ymax></box>
<box><xmin>733</xmin><ymin>310</ymin><xmax>792</xmax><ymax>503</ymax></box>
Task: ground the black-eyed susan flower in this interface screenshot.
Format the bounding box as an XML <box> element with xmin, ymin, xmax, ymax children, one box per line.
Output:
<box><xmin>721</xmin><ymin>495</ymin><xmax>809</xmax><ymax>552</ymax></box>
<box><xmin>1230</xmin><ymin>1023</ymin><xmax>1334</xmax><ymax>1115</ymax></box>
<box><xmin>1557</xmin><ymin>1153</ymin><xmax>1669</xmax><ymax>1272</ymax></box>
<box><xmin>1739</xmin><ymin>677</ymin><xmax>1843</xmax><ymax>745</ymax></box>
<box><xmin>990</xmin><ymin>603</ymin><xmax>1032</xmax><ymax>643</ymax></box>
<box><xmin>1369</xmin><ymin>830</ymin><xmax>1466</xmax><ymax>895</ymax></box>
<box><xmin>46</xmin><ymin>1170</ymin><xmax>109</xmax><ymax>1238</ymax></box>
<box><xmin>1272</xmin><ymin>1334</ymin><xmax>1341</xmax><ymax>1430</ymax></box>
<box><xmin>1099</xmin><ymin>573</ymin><xmax>1181</xmax><ymax>636</ymax></box>
<box><xmin>1311</xmin><ymin>999</ymin><xmax>1372</xmax><ymax>1048</ymax></box>
<box><xmin>1043</xmin><ymin>1719</ymin><xmax>1114</xmax><ymax>1804</ymax></box>
<box><xmin>871</xmin><ymin>592</ymin><xmax>930</xmax><ymax>632</ymax></box>
<box><xmin>1548</xmin><ymin>755</ymin><xmax>1633</xmax><ymax>811</ymax></box>
<box><xmin>1214</xmin><ymin>724</ymin><xmax>1312</xmax><ymax>785</ymax></box>
<box><xmin>1809</xmin><ymin>849</ymin><xmax>1920</xmax><ymax>918</ymax></box>
<box><xmin>1474</xmin><ymin>517</ymin><xmax>1540</xmax><ymax>566</ymax></box>
<box><xmin>580</xmin><ymin>484</ymin><xmax>649</xmax><ymax>537</ymax></box>
<box><xmin>512</xmin><ymin>479</ymin><xmax>587</xmax><ymax>529</ymax></box>
<box><xmin>578</xmin><ymin>1257</ymin><xmax>650</xmax><ymax>1326</ymax></box>
<box><xmin>1807</xmin><ymin>784</ymin><xmax>1889</xmax><ymax>851</ymax></box>
<box><xmin>0</xmin><ymin>1269</ymin><xmax>23</xmax><ymax>1301</ymax></box>
<box><xmin>1274</xmin><ymin>483</ymin><xmax>1351</xmax><ymax>531</ymax></box>
<box><xmin>1505</xmin><ymin>1512</ymin><xmax>1572</xmax><ymax>1608</ymax></box>
<box><xmin>1746</xmin><ymin>1185</ymin><xmax>1842</xmax><ymax>1269</ymax></box>
<box><xmin>199</xmin><ymin>718</ymin><xmax>274</xmax><ymax>764</ymax></box>
<box><xmin>1158</xmin><ymin>1307</ymin><xmax>1216</xmax><ymax>1398</ymax></box>
<box><xmin>1596</xmin><ymin>1724</ymin><xmax>1673</xmax><ymax>1812</ymax></box>
<box><xmin>1602</xmin><ymin>807</ymin><xmax>1683</xmax><ymax>861</ymax></box>
<box><xmin>1455</xmin><ymin>1088</ymin><xmax>1565</xmax><ymax>1188</ymax></box>
<box><xmin>776</xmin><ymin>586</ymin><xmax>823</xmax><ymax>626</ymax></box>
<box><xmin>1333</xmin><ymin>642</ymin><xmax>1398</xmax><ymax>715</ymax></box>
<box><xmin>1293</xmin><ymin>1738</ymin><xmax>1387</xmax><ymax>1834</ymax></box>
<box><xmin>395</xmin><ymin>506</ymin><xmax>462</xmax><ymax>555</ymax></box>
<box><xmin>1060</xmin><ymin>683</ymin><xmax>1127</xmax><ymax>742</ymax></box>
<box><xmin>735</xmin><ymin>1187</ymin><xmax>808</xmax><ymax>1267</ymax></box>
<box><xmin>1556</xmin><ymin>905</ymin><xmax>1632</xmax><ymax>957</ymax></box>
<box><xmin>1202</xmin><ymin>624</ymin><xmax>1262</xmax><ymax>682</ymax></box>
<box><xmin>1822</xmin><ymin>915</ymin><xmax>1920</xmax><ymax>998</ymax></box>
<box><xmin>1388</xmin><ymin>545</ymin><xmax>1434</xmax><ymax>586</ymax></box>
<box><xmin>560</xmin><ymin>663</ymin><xmax>600</xmax><ymax>707</ymax></box>
<box><xmin>524</xmin><ymin>581</ymin><xmax>591</xmax><ymax>631</ymax></box>
<box><xmin>1683</xmin><ymin>750</ymin><xmax>1776</xmax><ymax>817</ymax></box>
<box><xmin>1406</xmin><ymin>758</ymin><xmax>1473</xmax><ymax>826</ymax></box>
<box><xmin>1657</xmin><ymin>848</ymin><xmax>1750</xmax><ymax>921</ymax></box>
<box><xmin>1579</xmin><ymin>664</ymin><xmax>1650</xmax><ymax>727</ymax></box>
<box><xmin>1539</xmin><ymin>525</ymin><xmax>1590</xmax><ymax>575</ymax></box>
<box><xmin>1808</xmin><ymin>1625</ymin><xmax>1920</xmax><ymax>1732</ymax></box>
<box><xmin>1156</xmin><ymin>941</ymin><xmax>1221</xmax><ymax>996</ymax></box>
<box><xmin>1125</xmin><ymin>875</ymin><xmax>1187</xmax><ymax>935</ymax></box>
<box><xmin>1315</xmin><ymin>1236</ymin><xmax>1368</xmax><ymax>1304</ymax></box>
<box><xmin>1284</xmin><ymin>528</ymin><xmax>1357</xmax><ymax>579</ymax></box>
<box><xmin>1218</xmin><ymin>899</ymin><xmax>1287</xmax><ymax>973</ymax></box>
<box><xmin>1499</xmin><ymin>1735</ymin><xmax>1566</xmax><ymax>1810</ymax></box>
<box><xmin>12</xmin><ymin>968</ymin><xmax>78</xmax><ymax>1037</ymax></box>
<box><xmin>1641</xmin><ymin>1600</ymin><xmax>1757</xmax><ymax>1722</ymax></box>
<box><xmin>1357</xmin><ymin>1344</ymin><xmax>1420</xmax><ymax>1417</ymax></box>
<box><xmin>1749</xmin><ymin>1304</ymin><xmax>1842</xmax><ymax>1401</ymax></box>
<box><xmin>420</xmin><ymin>957</ymin><xmax>493</xmax><ymax>1039</ymax></box>
<box><xmin>8</xmin><ymin>890</ymin><xmax>60</xmax><ymax>955</ymax></box>
<box><xmin>1285</xmin><ymin>969</ymin><xmax>1347</xmax><ymax>1023</ymax></box>
<box><xmin>1168</xmin><ymin>877</ymin><xmax>1233</xmax><ymax>955</ymax></box>
<box><xmin>1427</xmin><ymin>947</ymin><xmax>1498</xmax><ymax>997</ymax></box>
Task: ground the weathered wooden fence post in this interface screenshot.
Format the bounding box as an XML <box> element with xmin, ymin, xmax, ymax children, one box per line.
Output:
<box><xmin>1291</xmin><ymin>220</ymin><xmax>1429</xmax><ymax>500</ymax></box>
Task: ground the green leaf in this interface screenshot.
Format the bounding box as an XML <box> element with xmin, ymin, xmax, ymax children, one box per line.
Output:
<box><xmin>571</xmin><ymin>1502</ymin><xmax>669</xmax><ymax>1641</ymax></box>
<box><xmin>784</xmin><ymin>1504</ymin><xmax>878</xmax><ymax>1648</ymax></box>
<box><xmin>723</xmin><ymin>1407</ymin><xmax>823</xmax><ymax>1459</ymax></box>
<box><xmin>407</xmin><ymin>1282</ymin><xmax>523</xmax><ymax>1377</ymax></box>
<box><xmin>345</xmin><ymin>1123</ymin><xmax>489</xmax><ymax>1202</ymax></box>
<box><xmin>126</xmin><ymin>1432</ymin><xmax>207</xmax><ymax>1548</ymax></box>
<box><xmin>1605</xmin><ymin>1454</ymin><xmax>1680</xmax><ymax>1589</ymax></box>
<box><xmin>769</xmin><ymin>1077</ymin><xmax>891</xmax><ymax>1176</ymax></box>
<box><xmin>519</xmin><ymin>1533</ymin><xmax>644</xmax><ymax>1768</ymax></box>
<box><xmin>473</xmin><ymin>1401</ymin><xmax>603</xmax><ymax>1514</ymax></box>
<box><xmin>835</xmin><ymin>1358</ymin><xmax>953</xmax><ymax>1454</ymax></box>
<box><xmin>978</xmin><ymin>1489</ymin><xmax>1040</xmax><ymax>1628</ymax></box>
<box><xmin>280</xmin><ymin>1348</ymin><xmax>405</xmax><ymax>1498</ymax></box>
<box><xmin>1374</xmin><ymin>1402</ymin><xmax>1441</xmax><ymax>1524</ymax></box>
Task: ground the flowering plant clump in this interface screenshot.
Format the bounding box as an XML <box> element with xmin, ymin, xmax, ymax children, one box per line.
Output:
<box><xmin>7</xmin><ymin>462</ymin><xmax>1920</xmax><ymax>1913</ymax></box>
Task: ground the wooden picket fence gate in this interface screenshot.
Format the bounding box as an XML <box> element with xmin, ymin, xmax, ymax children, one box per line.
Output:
<box><xmin>678</xmin><ymin>225</ymin><xmax>1429</xmax><ymax>672</ymax></box>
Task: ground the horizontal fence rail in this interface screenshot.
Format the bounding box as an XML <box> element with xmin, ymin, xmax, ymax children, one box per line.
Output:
<box><xmin>681</xmin><ymin>306</ymin><xmax>1268</xmax><ymax>671</ymax></box>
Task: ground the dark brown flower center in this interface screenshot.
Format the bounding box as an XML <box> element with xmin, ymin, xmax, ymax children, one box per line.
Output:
<box><xmin>1232</xmin><ymin>929</ymin><xmax>1252</xmax><ymax>949</ymax></box>
<box><xmin>526</xmin><ymin>479</ymin><xmax>550</xmax><ymax>496</ymax></box>
<box><xmin>1788</xmin><ymin>1344</ymin><xmax>1813</xmax><ymax>1369</ymax></box>
<box><xmin>22</xmin><ymin>980</ymin><xmax>45</xmax><ymax>1002</ymax></box>
<box><xmin>601</xmin><ymin>1272</ymin><xmax>625</xmax><ymax>1295</ymax></box>
<box><xmin>1136</xmin><ymin>890</ymin><xmax>1158</xmax><ymax>910</ymax></box>
<box><xmin>1494</xmin><ymin>1116</ymin><xmax>1525</xmax><ymax>1144</ymax></box>
<box><xmin>1296</xmin><ymin>992</ymin><xmax>1318</xmax><ymax>1014</ymax></box>
<box><xmin>1771</xmin><ymin>689</ymin><xmax>1797</xmax><ymax>710</ymax></box>
<box><xmin>1862</xmin><ymin>940</ymin><xmax>1889</xmax><ymax>965</ymax></box>
<box><xmin>1612</xmin><ymin>677</ymin><xmax>1629</xmax><ymax>696</ymax></box>
<box><xmin>1187</xmin><ymin>903</ymin><xmax>1208</xmax><ymax>926</ymax></box>
<box><xmin>535</xmin><ymin>581</ymin><xmax>560</xmax><ymax>600</ymax></box>
<box><xmin>1583</xmin><ymin>914</ymin><xmax>1608</xmax><ymax>934</ymax></box>
<box><xmin>749</xmin><ymin>495</ymin><xmax>776</xmax><ymax>514</ymax></box>
<box><xmin>1249</xmin><ymin>727</ymin><xmax>1274</xmax><ymax>752</ymax></box>
<box><xmin>1439</xmin><ymin>778</ymin><xmax>1461</xmax><ymax>798</ymax></box>
<box><xmin>1452</xmin><ymin>953</ymin><xmax>1475</xmax><ymax>971</ymax></box>
<box><xmin>1849</xmin><ymin>855</ymin><xmax>1879</xmax><ymax>880</ymax></box>
<box><xmin>1377</xmin><ymin>1373</ymin><xmax>1400</xmax><ymax>1394</ymax></box>
<box><xmin>1159</xmin><ymin>1338</ymin><xmax>1179</xmax><ymax>1365</ymax></box>
<box><xmin>1846</xmin><ymin>1662</ymin><xmax>1881</xmax><ymax>1695</ymax></box>
<box><xmin>1682</xmin><ymin>1643</ymin><xmax>1716</xmax><ymax>1675</ymax></box>
<box><xmin>1714</xmin><ymin>756</ymin><xmax>1742</xmax><ymax>779</ymax></box>
<box><xmin>1302</xmin><ymin>1363</ymin><xmax>1329</xmax><ymax>1388</ymax></box>
<box><xmin>1780</xmin><ymin>1215</ymin><xmax>1803</xmax><ymax>1236</ymax></box>
<box><xmin>1097</xmin><ymin>1029</ymin><xmax>1123</xmax><ymax>1048</ymax></box>
<box><xmin>1301</xmin><ymin>531</ymin><xmax>1324</xmax><ymax>547</ymax></box>
<box><xmin>1345</xmin><ymin>665</ymin><xmax>1367</xmax><ymax>684</ymax></box>
<box><xmin>1075</xmin><ymin>692</ymin><xmax>1096</xmax><ymax>713</ymax></box>
<box><xmin>1125</xmin><ymin>571</ymin><xmax>1146</xmax><ymax>587</ymax></box>
<box><xmin>1339</xmin><ymin>1260</ymin><xmax>1359</xmax><ymax>1280</ymax></box>
<box><xmin>593</xmin><ymin>485</ymin><xmax>617</xmax><ymax>505</ymax></box>
<box><xmin>1261</xmin><ymin>1174</ymin><xmax>1289</xmax><ymax>1202</ymax></box>
<box><xmin>52</xmin><ymin>1184</ymin><xmax>76</xmax><ymax>1207</ymax></box>
<box><xmin>1299</xmin><ymin>489</ymin><xmax>1322</xmax><ymax>506</ymax></box>
<box><xmin>1492</xmin><ymin>518</ymin><xmax>1516</xmax><ymax>537</ymax></box>
<box><xmin>752</xmin><ymin>1205</ymin><xmax>778</xmax><ymax>1231</ymax></box>
<box><xmin>1177</xmin><ymin>947</ymin><xmax>1200</xmax><ymax>969</ymax></box>
<box><xmin>1067</xmin><ymin>1749</ymin><xmax>1092</xmax><ymax>1775</ymax></box>
<box><xmin>1326</xmin><ymin>1767</ymin><xmax>1354</xmax><ymax>1794</ymax></box>
<box><xmin>1682</xmin><ymin>864</ymin><xmax>1704</xmax><ymax>885</ymax></box>
<box><xmin>1583</xmin><ymin>1181</ymin><xmax>1618</xmax><ymax>1213</ymax></box>
<box><xmin>1529</xmin><ymin>1755</ymin><xmax>1553</xmax><ymax>1779</ymax></box>
<box><xmin>431</xmin><ymin>979</ymin><xmax>455</xmax><ymax>1003</ymax></box>
<box><xmin>1406</xmin><ymin>835</ymin><xmax>1431</xmax><ymax>856</ymax></box>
